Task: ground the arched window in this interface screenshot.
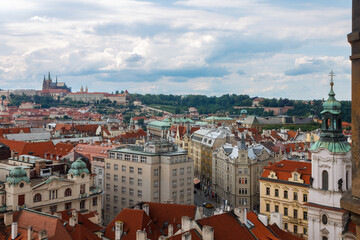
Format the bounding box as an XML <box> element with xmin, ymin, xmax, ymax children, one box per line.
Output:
<box><xmin>65</xmin><ymin>188</ymin><xmax>72</xmax><ymax>197</ymax></box>
<box><xmin>33</xmin><ymin>193</ymin><xmax>42</xmax><ymax>203</ymax></box>
<box><xmin>322</xmin><ymin>170</ymin><xmax>329</xmax><ymax>190</ymax></box>
<box><xmin>346</xmin><ymin>170</ymin><xmax>349</xmax><ymax>190</ymax></box>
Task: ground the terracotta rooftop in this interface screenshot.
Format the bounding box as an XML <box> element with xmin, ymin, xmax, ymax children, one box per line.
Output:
<box><xmin>0</xmin><ymin>139</ymin><xmax>54</xmax><ymax>158</ymax></box>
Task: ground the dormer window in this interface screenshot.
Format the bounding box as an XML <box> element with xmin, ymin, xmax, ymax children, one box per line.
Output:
<box><xmin>294</xmin><ymin>173</ymin><xmax>298</xmax><ymax>181</ymax></box>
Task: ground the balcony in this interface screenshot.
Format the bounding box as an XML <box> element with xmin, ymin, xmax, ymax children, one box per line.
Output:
<box><xmin>79</xmin><ymin>193</ymin><xmax>88</xmax><ymax>199</ymax></box>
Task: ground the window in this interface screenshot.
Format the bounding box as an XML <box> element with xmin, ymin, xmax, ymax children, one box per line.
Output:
<box><xmin>106</xmin><ymin>163</ymin><xmax>111</xmax><ymax>169</ymax></box>
<box><xmin>180</xmin><ymin>168</ymin><xmax>184</xmax><ymax>175</ymax></box>
<box><xmin>129</xmin><ymin>199</ymin><xmax>134</xmax><ymax>205</ymax></box>
<box><xmin>80</xmin><ymin>200</ymin><xmax>86</xmax><ymax>209</ymax></box>
<box><xmin>293</xmin><ymin>192</ymin><xmax>298</xmax><ymax>201</ymax></box>
<box><xmin>244</xmin><ymin>178</ymin><xmax>248</xmax><ymax>184</ymax></box>
<box><xmin>109</xmin><ymin>152</ymin><xmax>115</xmax><ymax>158</ymax></box>
<box><xmin>130</xmin><ymin>166</ymin><xmax>134</xmax><ymax>173</ymax></box>
<box><xmin>294</xmin><ymin>173</ymin><xmax>298</xmax><ymax>181</ymax></box>
<box><xmin>106</xmin><ymin>194</ymin><xmax>110</xmax><ymax>201</ymax></box>
<box><xmin>114</xmin><ymin>185</ymin><xmax>118</xmax><ymax>192</ymax></box>
<box><xmin>322</xmin><ymin>170</ymin><xmax>329</xmax><ymax>190</ymax></box>
<box><xmin>106</xmin><ymin>184</ymin><xmax>110</xmax><ymax>190</ymax></box>
<box><xmin>138</xmin><ymin>179</ymin><xmax>142</xmax><ymax>186</ymax></box>
<box><xmin>129</xmin><ymin>188</ymin><xmax>134</xmax><ymax>196</ymax></box>
<box><xmin>284</xmin><ymin>190</ymin><xmax>288</xmax><ymax>199</ymax></box>
<box><xmin>93</xmin><ymin>197</ymin><xmax>98</xmax><ymax>206</ymax></box>
<box><xmin>121</xmin><ymin>187</ymin><xmax>126</xmax><ymax>193</ymax></box>
<box><xmin>293</xmin><ymin>209</ymin><xmax>298</xmax><ymax>219</ymax></box>
<box><xmin>65</xmin><ymin>202</ymin><xmax>72</xmax><ymax>210</ymax></box>
<box><xmin>114</xmin><ymin>164</ymin><xmax>118</xmax><ymax>170</ymax></box>
<box><xmin>304</xmin><ymin>227</ymin><xmax>307</xmax><ymax>235</ymax></box>
<box><xmin>275</xmin><ymin>189</ymin><xmax>279</xmax><ymax>197</ymax></box>
<box><xmin>138</xmin><ymin>190</ymin><xmax>142</xmax><ymax>198</ymax></box>
<box><xmin>132</xmin><ymin>155</ymin><xmax>138</xmax><ymax>162</ymax></box>
<box><xmin>322</xmin><ymin>214</ymin><xmax>328</xmax><ymax>225</ymax></box>
<box><xmin>294</xmin><ymin>225</ymin><xmax>298</xmax><ymax>233</ymax></box>
<box><xmin>114</xmin><ymin>174</ymin><xmax>118</xmax><ymax>181</ymax></box>
<box><xmin>172</xmin><ymin>169</ymin><xmax>177</xmax><ymax>176</ymax></box>
<box><xmin>80</xmin><ymin>184</ymin><xmax>85</xmax><ymax>194</ymax></box>
<box><xmin>106</xmin><ymin>204</ymin><xmax>110</xmax><ymax>212</ymax></box>
<box><xmin>125</xmin><ymin>154</ymin><xmax>130</xmax><ymax>161</ymax></box>
<box><xmin>117</xmin><ymin>153</ymin><xmax>123</xmax><ymax>160</ymax></box>
<box><xmin>266</xmin><ymin>203</ymin><xmax>270</xmax><ymax>212</ymax></box>
<box><xmin>187</xmin><ymin>177</ymin><xmax>191</xmax><ymax>185</ymax></box>
<box><xmin>33</xmin><ymin>193</ymin><xmax>42</xmax><ymax>203</ymax></box>
<box><xmin>172</xmin><ymin>180</ymin><xmax>177</xmax><ymax>187</ymax></box>
<box><xmin>49</xmin><ymin>190</ymin><xmax>58</xmax><ymax>200</ymax></box>
<box><xmin>64</xmin><ymin>188</ymin><xmax>72</xmax><ymax>197</ymax></box>
<box><xmin>172</xmin><ymin>191</ymin><xmax>177</xmax><ymax>199</ymax></box>
<box><xmin>141</xmin><ymin>156</ymin><xmax>147</xmax><ymax>163</ymax></box>
<box><xmin>106</xmin><ymin>173</ymin><xmax>110</xmax><ymax>180</ymax></box>
<box><xmin>303</xmin><ymin>194</ymin><xmax>308</xmax><ymax>202</ymax></box>
<box><xmin>154</xmin><ymin>191</ymin><xmax>159</xmax><ymax>198</ymax></box>
<box><xmin>303</xmin><ymin>211</ymin><xmax>307</xmax><ymax>220</ymax></box>
<box><xmin>284</xmin><ymin>223</ymin><xmax>288</xmax><ymax>230</ymax></box>
<box><xmin>275</xmin><ymin>205</ymin><xmax>279</xmax><ymax>213</ymax></box>
<box><xmin>154</xmin><ymin>180</ymin><xmax>159</xmax><ymax>187</ymax></box>
<box><xmin>266</xmin><ymin>187</ymin><xmax>270</xmax><ymax>195</ymax></box>
<box><xmin>284</xmin><ymin>207</ymin><xmax>288</xmax><ymax>216</ymax></box>
<box><xmin>154</xmin><ymin>169</ymin><xmax>159</xmax><ymax>176</ymax></box>
<box><xmin>50</xmin><ymin>205</ymin><xmax>57</xmax><ymax>213</ymax></box>
<box><xmin>322</xmin><ymin>237</ymin><xmax>328</xmax><ymax>240</ymax></box>
<box><xmin>244</xmin><ymin>168</ymin><xmax>248</xmax><ymax>174</ymax></box>
<box><xmin>187</xmin><ymin>166</ymin><xmax>191</xmax><ymax>173</ymax></box>
<box><xmin>114</xmin><ymin>196</ymin><xmax>118</xmax><ymax>203</ymax></box>
<box><xmin>114</xmin><ymin>206</ymin><xmax>118</xmax><ymax>213</ymax></box>
<box><xmin>346</xmin><ymin>170</ymin><xmax>349</xmax><ymax>190</ymax></box>
<box><xmin>121</xmin><ymin>198</ymin><xmax>126</xmax><ymax>205</ymax></box>
<box><xmin>187</xmin><ymin>188</ymin><xmax>191</xmax><ymax>196</ymax></box>
<box><xmin>122</xmin><ymin>176</ymin><xmax>126</xmax><ymax>183</ymax></box>
<box><xmin>238</xmin><ymin>168</ymin><xmax>242</xmax><ymax>174</ymax></box>
<box><xmin>122</xmin><ymin>165</ymin><xmax>126</xmax><ymax>172</ymax></box>
<box><xmin>129</xmin><ymin>177</ymin><xmax>134</xmax><ymax>184</ymax></box>
<box><xmin>180</xmin><ymin>179</ymin><xmax>184</xmax><ymax>186</ymax></box>
<box><xmin>138</xmin><ymin>168</ymin><xmax>142</xmax><ymax>175</ymax></box>
<box><xmin>180</xmin><ymin>190</ymin><xmax>184</xmax><ymax>198</ymax></box>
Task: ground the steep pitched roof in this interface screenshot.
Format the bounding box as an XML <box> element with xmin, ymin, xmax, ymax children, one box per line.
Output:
<box><xmin>247</xmin><ymin>212</ymin><xmax>280</xmax><ymax>240</ymax></box>
<box><xmin>104</xmin><ymin>209</ymin><xmax>160</xmax><ymax>240</ymax></box>
<box><xmin>268</xmin><ymin>224</ymin><xmax>304</xmax><ymax>240</ymax></box>
<box><xmin>196</xmin><ymin>212</ymin><xmax>255</xmax><ymax>240</ymax></box>
<box><xmin>144</xmin><ymin>202</ymin><xmax>197</xmax><ymax>236</ymax></box>
<box><xmin>0</xmin><ymin>139</ymin><xmax>54</xmax><ymax>157</ymax></box>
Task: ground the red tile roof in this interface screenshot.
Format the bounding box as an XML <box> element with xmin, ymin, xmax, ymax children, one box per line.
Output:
<box><xmin>261</xmin><ymin>160</ymin><xmax>311</xmax><ymax>185</ymax></box>
<box><xmin>196</xmin><ymin>212</ymin><xmax>255</xmax><ymax>240</ymax></box>
<box><xmin>169</xmin><ymin>230</ymin><xmax>202</xmax><ymax>240</ymax></box>
<box><xmin>268</xmin><ymin>224</ymin><xmax>304</xmax><ymax>240</ymax></box>
<box><xmin>247</xmin><ymin>212</ymin><xmax>280</xmax><ymax>240</ymax></box>
<box><xmin>144</xmin><ymin>202</ymin><xmax>197</xmax><ymax>235</ymax></box>
<box><xmin>0</xmin><ymin>139</ymin><xmax>54</xmax><ymax>158</ymax></box>
<box><xmin>104</xmin><ymin>209</ymin><xmax>161</xmax><ymax>240</ymax></box>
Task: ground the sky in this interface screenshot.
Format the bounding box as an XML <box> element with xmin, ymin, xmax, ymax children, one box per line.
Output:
<box><xmin>0</xmin><ymin>0</ymin><xmax>352</xmax><ymax>100</ymax></box>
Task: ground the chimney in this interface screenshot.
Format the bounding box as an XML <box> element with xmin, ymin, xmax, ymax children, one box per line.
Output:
<box><xmin>202</xmin><ymin>226</ymin><xmax>214</xmax><ymax>240</ymax></box>
<box><xmin>258</xmin><ymin>214</ymin><xmax>268</xmax><ymax>226</ymax></box>
<box><xmin>182</xmin><ymin>232</ymin><xmax>191</xmax><ymax>240</ymax></box>
<box><xmin>181</xmin><ymin>216</ymin><xmax>192</xmax><ymax>231</ymax></box>
<box><xmin>38</xmin><ymin>230</ymin><xmax>47</xmax><ymax>240</ymax></box>
<box><xmin>136</xmin><ymin>230</ymin><xmax>147</xmax><ymax>240</ymax></box>
<box><xmin>270</xmin><ymin>212</ymin><xmax>283</xmax><ymax>229</ymax></box>
<box><xmin>27</xmin><ymin>226</ymin><xmax>33</xmax><ymax>240</ymax></box>
<box><xmin>11</xmin><ymin>222</ymin><xmax>18</xmax><ymax>240</ymax></box>
<box><xmin>69</xmin><ymin>210</ymin><xmax>78</xmax><ymax>227</ymax></box>
<box><xmin>142</xmin><ymin>203</ymin><xmax>149</xmax><ymax>216</ymax></box>
<box><xmin>168</xmin><ymin>224</ymin><xmax>173</xmax><ymax>237</ymax></box>
<box><xmin>115</xmin><ymin>221</ymin><xmax>123</xmax><ymax>240</ymax></box>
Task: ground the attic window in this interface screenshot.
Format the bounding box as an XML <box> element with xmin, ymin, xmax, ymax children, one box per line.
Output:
<box><xmin>294</xmin><ymin>173</ymin><xmax>298</xmax><ymax>181</ymax></box>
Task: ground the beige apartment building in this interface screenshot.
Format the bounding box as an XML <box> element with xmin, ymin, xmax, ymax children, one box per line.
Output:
<box><xmin>0</xmin><ymin>158</ymin><xmax>102</xmax><ymax>224</ymax></box>
<box><xmin>212</xmin><ymin>142</ymin><xmax>281</xmax><ymax>211</ymax></box>
<box><xmin>189</xmin><ymin>127</ymin><xmax>236</xmax><ymax>192</ymax></box>
<box><xmin>104</xmin><ymin>141</ymin><xmax>194</xmax><ymax>224</ymax></box>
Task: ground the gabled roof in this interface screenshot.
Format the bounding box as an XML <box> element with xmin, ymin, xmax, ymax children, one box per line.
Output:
<box><xmin>247</xmin><ymin>212</ymin><xmax>280</xmax><ymax>240</ymax></box>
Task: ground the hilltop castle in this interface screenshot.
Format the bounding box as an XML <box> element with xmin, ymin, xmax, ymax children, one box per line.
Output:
<box><xmin>42</xmin><ymin>72</ymin><xmax>71</xmax><ymax>92</ymax></box>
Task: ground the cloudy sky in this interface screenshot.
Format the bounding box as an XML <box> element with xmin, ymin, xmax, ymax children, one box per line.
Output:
<box><xmin>0</xmin><ymin>0</ymin><xmax>351</xmax><ymax>100</ymax></box>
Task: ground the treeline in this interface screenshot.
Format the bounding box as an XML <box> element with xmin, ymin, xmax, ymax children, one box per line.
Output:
<box><xmin>131</xmin><ymin>94</ymin><xmax>352</xmax><ymax>123</ymax></box>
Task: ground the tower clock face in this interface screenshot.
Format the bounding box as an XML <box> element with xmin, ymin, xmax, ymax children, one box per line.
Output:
<box><xmin>322</xmin><ymin>214</ymin><xmax>328</xmax><ymax>225</ymax></box>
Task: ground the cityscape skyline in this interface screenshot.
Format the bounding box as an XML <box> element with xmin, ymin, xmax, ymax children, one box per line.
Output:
<box><xmin>0</xmin><ymin>0</ymin><xmax>352</xmax><ymax>100</ymax></box>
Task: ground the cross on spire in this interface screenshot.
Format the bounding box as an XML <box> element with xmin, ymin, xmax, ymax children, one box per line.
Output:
<box><xmin>329</xmin><ymin>70</ymin><xmax>335</xmax><ymax>87</ymax></box>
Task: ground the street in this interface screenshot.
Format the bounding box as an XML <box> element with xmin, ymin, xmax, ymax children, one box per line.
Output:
<box><xmin>193</xmin><ymin>189</ymin><xmax>219</xmax><ymax>217</ymax></box>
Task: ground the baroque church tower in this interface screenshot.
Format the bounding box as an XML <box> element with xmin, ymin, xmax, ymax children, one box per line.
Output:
<box><xmin>307</xmin><ymin>72</ymin><xmax>352</xmax><ymax>240</ymax></box>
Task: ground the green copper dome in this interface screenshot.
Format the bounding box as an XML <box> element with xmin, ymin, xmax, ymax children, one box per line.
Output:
<box><xmin>240</xmin><ymin>109</ymin><xmax>248</xmax><ymax>114</ymax></box>
<box><xmin>68</xmin><ymin>158</ymin><xmax>89</xmax><ymax>176</ymax></box>
<box><xmin>321</xmin><ymin>82</ymin><xmax>341</xmax><ymax>115</ymax></box>
<box><xmin>6</xmin><ymin>166</ymin><xmax>30</xmax><ymax>186</ymax></box>
<box><xmin>310</xmin><ymin>74</ymin><xmax>350</xmax><ymax>153</ymax></box>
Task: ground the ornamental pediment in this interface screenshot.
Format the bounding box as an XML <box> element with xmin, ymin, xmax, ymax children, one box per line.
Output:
<box><xmin>32</xmin><ymin>178</ymin><xmax>73</xmax><ymax>190</ymax></box>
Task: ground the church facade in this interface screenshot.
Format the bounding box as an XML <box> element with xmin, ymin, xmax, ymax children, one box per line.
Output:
<box><xmin>306</xmin><ymin>74</ymin><xmax>353</xmax><ymax>240</ymax></box>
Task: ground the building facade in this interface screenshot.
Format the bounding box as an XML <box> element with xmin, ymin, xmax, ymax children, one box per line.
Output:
<box><xmin>104</xmin><ymin>141</ymin><xmax>194</xmax><ymax>225</ymax></box>
<box><xmin>260</xmin><ymin>160</ymin><xmax>311</xmax><ymax>238</ymax></box>
<box><xmin>213</xmin><ymin>142</ymin><xmax>281</xmax><ymax>211</ymax></box>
